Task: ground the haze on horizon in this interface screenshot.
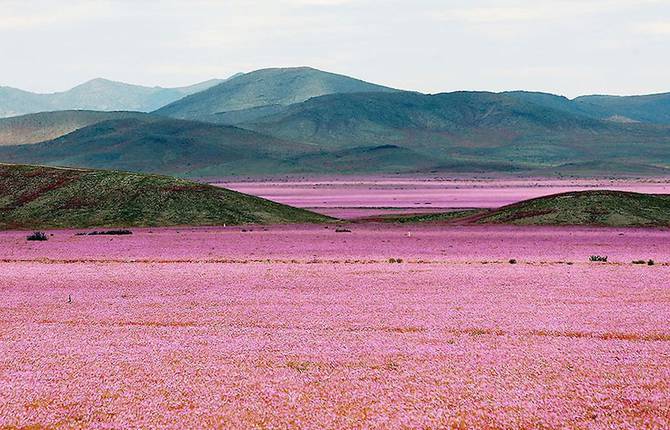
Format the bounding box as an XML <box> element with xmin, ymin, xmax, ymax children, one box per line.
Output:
<box><xmin>1</xmin><ymin>0</ymin><xmax>669</xmax><ymax>98</ymax></box>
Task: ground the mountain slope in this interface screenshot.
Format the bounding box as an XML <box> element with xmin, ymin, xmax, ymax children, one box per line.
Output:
<box><xmin>154</xmin><ymin>67</ymin><xmax>398</xmax><ymax>121</ymax></box>
<box><xmin>2</xmin><ymin>91</ymin><xmax>670</xmax><ymax>177</ymax></box>
<box><xmin>0</xmin><ymin>163</ymin><xmax>330</xmax><ymax>229</ymax></box>
<box><xmin>475</xmin><ymin>190</ymin><xmax>670</xmax><ymax>227</ymax></box>
<box><xmin>244</xmin><ymin>91</ymin><xmax>670</xmax><ymax>170</ymax></box>
<box><xmin>0</xmin><ymin>110</ymin><xmax>153</xmax><ymax>146</ymax></box>
<box><xmin>0</xmin><ymin>77</ymin><xmax>228</xmax><ymax>118</ymax></box>
<box><xmin>0</xmin><ymin>118</ymin><xmax>315</xmax><ymax>177</ymax></box>
<box><xmin>506</xmin><ymin>91</ymin><xmax>670</xmax><ymax>124</ymax></box>
<box><xmin>574</xmin><ymin>93</ymin><xmax>670</xmax><ymax>124</ymax></box>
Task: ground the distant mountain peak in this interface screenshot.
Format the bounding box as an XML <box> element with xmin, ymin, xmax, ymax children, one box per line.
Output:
<box><xmin>155</xmin><ymin>66</ymin><xmax>398</xmax><ymax>120</ymax></box>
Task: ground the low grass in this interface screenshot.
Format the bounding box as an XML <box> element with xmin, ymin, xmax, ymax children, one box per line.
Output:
<box><xmin>476</xmin><ymin>190</ymin><xmax>670</xmax><ymax>227</ymax></box>
<box><xmin>0</xmin><ymin>163</ymin><xmax>331</xmax><ymax>230</ymax></box>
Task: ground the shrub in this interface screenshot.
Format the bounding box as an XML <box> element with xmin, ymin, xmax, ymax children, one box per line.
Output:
<box><xmin>388</xmin><ymin>258</ymin><xmax>403</xmax><ymax>263</ymax></box>
<box><xmin>26</xmin><ymin>231</ymin><xmax>48</xmax><ymax>241</ymax></box>
<box><xmin>648</xmin><ymin>259</ymin><xmax>655</xmax><ymax>266</ymax></box>
<box><xmin>632</xmin><ymin>260</ymin><xmax>646</xmax><ymax>264</ymax></box>
<box><xmin>509</xmin><ymin>259</ymin><xmax>517</xmax><ymax>264</ymax></box>
<box><xmin>589</xmin><ymin>255</ymin><xmax>608</xmax><ymax>262</ymax></box>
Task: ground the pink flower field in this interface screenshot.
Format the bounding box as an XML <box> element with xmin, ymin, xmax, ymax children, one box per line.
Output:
<box><xmin>1</xmin><ymin>225</ymin><xmax>670</xmax><ymax>429</ymax></box>
<box><xmin>218</xmin><ymin>177</ymin><xmax>670</xmax><ymax>219</ymax></box>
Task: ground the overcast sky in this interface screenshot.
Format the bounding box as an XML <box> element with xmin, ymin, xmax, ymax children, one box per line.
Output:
<box><xmin>1</xmin><ymin>0</ymin><xmax>668</xmax><ymax>97</ymax></box>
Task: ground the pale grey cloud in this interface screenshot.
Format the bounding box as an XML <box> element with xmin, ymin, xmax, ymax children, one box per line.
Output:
<box><xmin>0</xmin><ymin>0</ymin><xmax>668</xmax><ymax>97</ymax></box>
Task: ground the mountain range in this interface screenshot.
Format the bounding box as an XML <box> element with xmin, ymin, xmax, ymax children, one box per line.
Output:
<box><xmin>1</xmin><ymin>66</ymin><xmax>670</xmax><ymax>177</ymax></box>
<box><xmin>0</xmin><ymin>76</ymin><xmax>233</xmax><ymax>118</ymax></box>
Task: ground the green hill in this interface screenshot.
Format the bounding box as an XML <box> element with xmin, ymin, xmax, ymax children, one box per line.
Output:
<box><xmin>244</xmin><ymin>91</ymin><xmax>670</xmax><ymax>171</ymax></box>
<box><xmin>0</xmin><ymin>110</ymin><xmax>153</xmax><ymax>146</ymax></box>
<box><xmin>574</xmin><ymin>93</ymin><xmax>670</xmax><ymax>124</ymax></box>
<box><xmin>154</xmin><ymin>67</ymin><xmax>398</xmax><ymax>121</ymax></box>
<box><xmin>476</xmin><ymin>190</ymin><xmax>670</xmax><ymax>227</ymax></box>
<box><xmin>0</xmin><ymin>117</ymin><xmax>315</xmax><ymax>177</ymax></box>
<box><xmin>377</xmin><ymin>191</ymin><xmax>670</xmax><ymax>227</ymax></box>
<box><xmin>2</xmin><ymin>91</ymin><xmax>670</xmax><ymax>177</ymax></box>
<box><xmin>506</xmin><ymin>91</ymin><xmax>670</xmax><ymax>125</ymax></box>
<box><xmin>0</xmin><ymin>164</ymin><xmax>330</xmax><ymax>230</ymax></box>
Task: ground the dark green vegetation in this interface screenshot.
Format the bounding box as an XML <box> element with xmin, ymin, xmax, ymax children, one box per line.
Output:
<box><xmin>476</xmin><ymin>190</ymin><xmax>670</xmax><ymax>227</ymax></box>
<box><xmin>0</xmin><ymin>110</ymin><xmax>152</xmax><ymax>146</ymax></box>
<box><xmin>0</xmin><ymin>164</ymin><xmax>330</xmax><ymax>229</ymax></box>
<box><xmin>0</xmin><ymin>77</ymin><xmax>227</xmax><ymax>118</ymax></box>
<box><xmin>26</xmin><ymin>231</ymin><xmax>48</xmax><ymax>241</ymax></box>
<box><xmin>154</xmin><ymin>67</ymin><xmax>398</xmax><ymax>122</ymax></box>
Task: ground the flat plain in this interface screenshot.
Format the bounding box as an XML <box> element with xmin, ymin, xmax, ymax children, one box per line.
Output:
<box><xmin>219</xmin><ymin>177</ymin><xmax>670</xmax><ymax>219</ymax></box>
<box><xmin>1</xmin><ymin>221</ymin><xmax>670</xmax><ymax>429</ymax></box>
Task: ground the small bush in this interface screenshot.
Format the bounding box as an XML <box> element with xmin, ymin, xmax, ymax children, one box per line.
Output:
<box><xmin>632</xmin><ymin>260</ymin><xmax>646</xmax><ymax>264</ymax></box>
<box><xmin>388</xmin><ymin>258</ymin><xmax>403</xmax><ymax>263</ymax></box>
<box><xmin>648</xmin><ymin>259</ymin><xmax>655</xmax><ymax>266</ymax></box>
<box><xmin>589</xmin><ymin>255</ymin><xmax>608</xmax><ymax>262</ymax></box>
<box><xmin>509</xmin><ymin>259</ymin><xmax>517</xmax><ymax>264</ymax></box>
<box><xmin>26</xmin><ymin>231</ymin><xmax>48</xmax><ymax>241</ymax></box>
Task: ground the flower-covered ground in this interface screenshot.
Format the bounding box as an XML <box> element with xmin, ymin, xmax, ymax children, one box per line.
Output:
<box><xmin>1</xmin><ymin>225</ymin><xmax>669</xmax><ymax>429</ymax></box>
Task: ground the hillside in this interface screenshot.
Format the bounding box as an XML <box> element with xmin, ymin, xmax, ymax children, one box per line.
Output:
<box><xmin>0</xmin><ymin>164</ymin><xmax>329</xmax><ymax>229</ymax></box>
<box><xmin>0</xmin><ymin>110</ymin><xmax>153</xmax><ymax>146</ymax></box>
<box><xmin>476</xmin><ymin>190</ymin><xmax>670</xmax><ymax>227</ymax></box>
<box><xmin>0</xmin><ymin>117</ymin><xmax>314</xmax><ymax>177</ymax></box>
<box><xmin>0</xmin><ymin>77</ymin><xmax>227</xmax><ymax>118</ymax></box>
<box><xmin>574</xmin><ymin>93</ymin><xmax>670</xmax><ymax>124</ymax></box>
<box><xmin>506</xmin><ymin>91</ymin><xmax>670</xmax><ymax>125</ymax></box>
<box><xmin>154</xmin><ymin>67</ymin><xmax>398</xmax><ymax>121</ymax></box>
<box><xmin>2</xmin><ymin>90</ymin><xmax>670</xmax><ymax>177</ymax></box>
<box><xmin>244</xmin><ymin>91</ymin><xmax>670</xmax><ymax>171</ymax></box>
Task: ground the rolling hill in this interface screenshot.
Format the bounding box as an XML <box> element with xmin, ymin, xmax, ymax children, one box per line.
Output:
<box><xmin>0</xmin><ymin>77</ymin><xmax>229</xmax><ymax>118</ymax></box>
<box><xmin>0</xmin><ymin>110</ymin><xmax>153</xmax><ymax>146</ymax></box>
<box><xmin>574</xmin><ymin>93</ymin><xmax>670</xmax><ymax>124</ymax></box>
<box><xmin>1</xmin><ymin>90</ymin><xmax>670</xmax><ymax>177</ymax></box>
<box><xmin>243</xmin><ymin>91</ymin><xmax>670</xmax><ymax>171</ymax></box>
<box><xmin>0</xmin><ymin>163</ymin><xmax>330</xmax><ymax>229</ymax></box>
<box><xmin>474</xmin><ymin>190</ymin><xmax>670</xmax><ymax>227</ymax></box>
<box><xmin>506</xmin><ymin>91</ymin><xmax>670</xmax><ymax>125</ymax></box>
<box><xmin>378</xmin><ymin>191</ymin><xmax>670</xmax><ymax>227</ymax></box>
<box><xmin>154</xmin><ymin>67</ymin><xmax>398</xmax><ymax>122</ymax></box>
<box><xmin>0</xmin><ymin>117</ymin><xmax>315</xmax><ymax>177</ymax></box>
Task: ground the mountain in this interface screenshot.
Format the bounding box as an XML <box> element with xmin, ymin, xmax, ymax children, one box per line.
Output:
<box><xmin>0</xmin><ymin>117</ymin><xmax>316</xmax><ymax>177</ymax></box>
<box><xmin>506</xmin><ymin>91</ymin><xmax>670</xmax><ymax>124</ymax></box>
<box><xmin>0</xmin><ymin>163</ymin><xmax>330</xmax><ymax>229</ymax></box>
<box><xmin>2</xmin><ymin>91</ymin><xmax>670</xmax><ymax>177</ymax></box>
<box><xmin>0</xmin><ymin>110</ymin><xmax>152</xmax><ymax>146</ymax></box>
<box><xmin>0</xmin><ymin>77</ymin><xmax>229</xmax><ymax>118</ymax></box>
<box><xmin>574</xmin><ymin>93</ymin><xmax>670</xmax><ymax>124</ymax></box>
<box><xmin>154</xmin><ymin>67</ymin><xmax>398</xmax><ymax>122</ymax></box>
<box><xmin>475</xmin><ymin>190</ymin><xmax>670</xmax><ymax>227</ymax></box>
<box><xmin>243</xmin><ymin>91</ymin><xmax>670</xmax><ymax>171</ymax></box>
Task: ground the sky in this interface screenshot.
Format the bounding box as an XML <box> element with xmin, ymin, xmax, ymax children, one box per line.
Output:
<box><xmin>1</xmin><ymin>0</ymin><xmax>669</xmax><ymax>98</ymax></box>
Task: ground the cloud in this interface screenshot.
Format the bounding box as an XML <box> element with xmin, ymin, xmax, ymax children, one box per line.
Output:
<box><xmin>0</xmin><ymin>1</ymin><xmax>110</xmax><ymax>31</ymax></box>
<box><xmin>432</xmin><ymin>0</ymin><xmax>658</xmax><ymax>24</ymax></box>
<box><xmin>633</xmin><ymin>21</ymin><xmax>670</xmax><ymax>35</ymax></box>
